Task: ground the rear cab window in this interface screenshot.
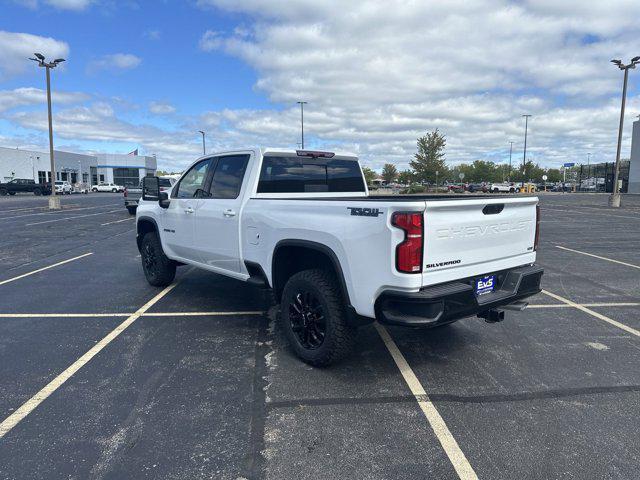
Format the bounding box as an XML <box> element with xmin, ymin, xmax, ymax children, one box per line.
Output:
<box><xmin>257</xmin><ymin>155</ymin><xmax>365</xmax><ymax>194</ymax></box>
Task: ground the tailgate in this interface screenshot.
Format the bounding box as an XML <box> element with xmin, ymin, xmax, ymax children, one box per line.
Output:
<box><xmin>422</xmin><ymin>197</ymin><xmax>537</xmax><ymax>280</ymax></box>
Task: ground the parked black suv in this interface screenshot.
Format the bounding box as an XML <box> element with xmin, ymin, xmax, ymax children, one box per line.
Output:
<box><xmin>0</xmin><ymin>179</ymin><xmax>52</xmax><ymax>196</ymax></box>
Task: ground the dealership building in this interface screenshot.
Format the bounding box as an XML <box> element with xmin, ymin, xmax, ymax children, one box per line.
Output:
<box><xmin>0</xmin><ymin>146</ymin><xmax>157</xmax><ymax>188</ymax></box>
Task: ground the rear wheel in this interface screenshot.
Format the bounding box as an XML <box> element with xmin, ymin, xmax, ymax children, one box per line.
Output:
<box><xmin>92</xmin><ymin>188</ymin><xmax>98</xmax><ymax>192</ymax></box>
<box><xmin>33</xmin><ymin>188</ymin><xmax>41</xmax><ymax>196</ymax></box>
<box><xmin>493</xmin><ymin>188</ymin><xmax>499</xmax><ymax>193</ymax></box>
<box><xmin>281</xmin><ymin>269</ymin><xmax>355</xmax><ymax>367</ymax></box>
<box><xmin>127</xmin><ymin>206</ymin><xmax>137</xmax><ymax>215</ymax></box>
<box><xmin>112</xmin><ymin>188</ymin><xmax>117</xmax><ymax>192</ymax></box>
<box><xmin>140</xmin><ymin>231</ymin><xmax>176</xmax><ymax>287</ymax></box>
<box><xmin>8</xmin><ymin>191</ymin><xmax>16</xmax><ymax>195</ymax></box>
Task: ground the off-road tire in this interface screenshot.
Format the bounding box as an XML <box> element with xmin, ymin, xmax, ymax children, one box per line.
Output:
<box><xmin>281</xmin><ymin>269</ymin><xmax>356</xmax><ymax>367</ymax></box>
<box><xmin>140</xmin><ymin>231</ymin><xmax>176</xmax><ymax>287</ymax></box>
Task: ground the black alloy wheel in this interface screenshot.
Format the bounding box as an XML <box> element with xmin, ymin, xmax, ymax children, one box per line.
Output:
<box><xmin>288</xmin><ymin>290</ymin><xmax>327</xmax><ymax>350</ymax></box>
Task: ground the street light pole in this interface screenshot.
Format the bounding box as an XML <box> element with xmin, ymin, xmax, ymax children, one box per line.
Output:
<box><xmin>609</xmin><ymin>56</ymin><xmax>640</xmax><ymax>207</ymax></box>
<box><xmin>30</xmin><ymin>53</ymin><xmax>64</xmax><ymax>209</ymax></box>
<box><xmin>198</xmin><ymin>130</ymin><xmax>206</xmax><ymax>155</ymax></box>
<box><xmin>296</xmin><ymin>101</ymin><xmax>307</xmax><ymax>149</ymax></box>
<box><xmin>522</xmin><ymin>115</ymin><xmax>532</xmax><ymax>184</ymax></box>
<box><xmin>508</xmin><ymin>141</ymin><xmax>514</xmax><ymax>182</ymax></box>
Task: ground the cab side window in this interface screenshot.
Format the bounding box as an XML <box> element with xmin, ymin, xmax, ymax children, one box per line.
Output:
<box><xmin>209</xmin><ymin>155</ymin><xmax>249</xmax><ymax>199</ymax></box>
<box><xmin>175</xmin><ymin>159</ymin><xmax>211</xmax><ymax>199</ymax></box>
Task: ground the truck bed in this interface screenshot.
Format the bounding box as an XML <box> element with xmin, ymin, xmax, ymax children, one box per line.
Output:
<box><xmin>250</xmin><ymin>194</ymin><xmax>528</xmax><ymax>201</ymax></box>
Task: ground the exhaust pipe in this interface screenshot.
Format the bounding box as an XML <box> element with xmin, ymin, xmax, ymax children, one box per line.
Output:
<box><xmin>478</xmin><ymin>309</ymin><xmax>505</xmax><ymax>323</ymax></box>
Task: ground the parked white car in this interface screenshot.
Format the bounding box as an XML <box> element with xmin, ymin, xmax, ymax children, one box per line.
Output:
<box><xmin>489</xmin><ymin>182</ymin><xmax>516</xmax><ymax>193</ymax></box>
<box><xmin>92</xmin><ymin>182</ymin><xmax>124</xmax><ymax>193</ymax></box>
<box><xmin>54</xmin><ymin>181</ymin><xmax>72</xmax><ymax>194</ymax></box>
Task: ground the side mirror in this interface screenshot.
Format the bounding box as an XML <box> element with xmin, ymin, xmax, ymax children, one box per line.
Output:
<box><xmin>159</xmin><ymin>191</ymin><xmax>170</xmax><ymax>209</ymax></box>
<box><xmin>142</xmin><ymin>176</ymin><xmax>159</xmax><ymax>201</ymax></box>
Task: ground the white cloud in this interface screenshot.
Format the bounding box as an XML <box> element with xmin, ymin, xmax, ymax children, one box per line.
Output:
<box><xmin>16</xmin><ymin>0</ymin><xmax>93</xmax><ymax>10</ymax></box>
<box><xmin>193</xmin><ymin>0</ymin><xmax>640</xmax><ymax>169</ymax></box>
<box><xmin>87</xmin><ymin>53</ymin><xmax>141</xmax><ymax>73</ymax></box>
<box><xmin>3</xmin><ymin>1</ymin><xmax>640</xmax><ymax>172</ymax></box>
<box><xmin>149</xmin><ymin>101</ymin><xmax>176</xmax><ymax>115</ymax></box>
<box><xmin>199</xmin><ymin>30</ymin><xmax>223</xmax><ymax>51</ymax></box>
<box><xmin>0</xmin><ymin>87</ymin><xmax>89</xmax><ymax>112</ymax></box>
<box><xmin>144</xmin><ymin>29</ymin><xmax>161</xmax><ymax>40</ymax></box>
<box><xmin>0</xmin><ymin>31</ymin><xmax>69</xmax><ymax>79</ymax></box>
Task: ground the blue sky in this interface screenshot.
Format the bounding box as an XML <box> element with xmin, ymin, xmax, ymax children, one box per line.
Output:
<box><xmin>1</xmin><ymin>0</ymin><xmax>640</xmax><ymax>171</ymax></box>
<box><xmin>1</xmin><ymin>1</ymin><xmax>266</xmax><ymax>111</ymax></box>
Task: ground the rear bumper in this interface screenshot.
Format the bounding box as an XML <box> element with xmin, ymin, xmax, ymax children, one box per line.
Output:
<box><xmin>375</xmin><ymin>264</ymin><xmax>543</xmax><ymax>327</ymax></box>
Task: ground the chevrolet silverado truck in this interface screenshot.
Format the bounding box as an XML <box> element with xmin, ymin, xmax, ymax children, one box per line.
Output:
<box><xmin>136</xmin><ymin>148</ymin><xmax>542</xmax><ymax>366</ymax></box>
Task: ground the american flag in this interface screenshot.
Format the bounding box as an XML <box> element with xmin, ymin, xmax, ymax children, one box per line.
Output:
<box><xmin>128</xmin><ymin>148</ymin><xmax>138</xmax><ymax>156</ymax></box>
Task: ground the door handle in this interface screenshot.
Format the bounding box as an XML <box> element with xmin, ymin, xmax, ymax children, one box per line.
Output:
<box><xmin>184</xmin><ymin>207</ymin><xmax>195</xmax><ymax>214</ymax></box>
<box><xmin>223</xmin><ymin>209</ymin><xmax>236</xmax><ymax>217</ymax></box>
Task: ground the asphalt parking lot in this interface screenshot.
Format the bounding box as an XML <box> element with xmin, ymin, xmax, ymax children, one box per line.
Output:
<box><xmin>0</xmin><ymin>192</ymin><xmax>639</xmax><ymax>480</ymax></box>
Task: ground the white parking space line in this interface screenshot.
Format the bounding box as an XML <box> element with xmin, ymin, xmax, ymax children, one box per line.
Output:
<box><xmin>145</xmin><ymin>311</ymin><xmax>264</xmax><ymax>317</ymax></box>
<box><xmin>0</xmin><ymin>203</ymin><xmax>120</xmax><ymax>221</ymax></box>
<box><xmin>0</xmin><ymin>253</ymin><xmax>93</xmax><ymax>287</ymax></box>
<box><xmin>26</xmin><ymin>209</ymin><xmax>121</xmax><ymax>226</ymax></box>
<box><xmin>375</xmin><ymin>323</ymin><xmax>478</xmax><ymax>480</ymax></box>
<box><xmin>0</xmin><ymin>281</ymin><xmax>179</xmax><ymax>439</ymax></box>
<box><xmin>542</xmin><ymin>289</ymin><xmax>640</xmax><ymax>338</ymax></box>
<box><xmin>529</xmin><ymin>302</ymin><xmax>640</xmax><ymax>309</ymax></box>
<box><xmin>0</xmin><ymin>311</ymin><xmax>265</xmax><ymax>318</ymax></box>
<box><xmin>101</xmin><ymin>217</ymin><xmax>135</xmax><ymax>226</ymax></box>
<box><xmin>556</xmin><ymin>245</ymin><xmax>640</xmax><ymax>270</ymax></box>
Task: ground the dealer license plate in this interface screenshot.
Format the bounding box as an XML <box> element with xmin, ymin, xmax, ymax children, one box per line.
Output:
<box><xmin>475</xmin><ymin>275</ymin><xmax>495</xmax><ymax>296</ymax></box>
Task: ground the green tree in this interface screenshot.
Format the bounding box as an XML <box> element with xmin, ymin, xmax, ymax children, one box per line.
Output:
<box><xmin>410</xmin><ymin>129</ymin><xmax>447</xmax><ymax>183</ymax></box>
<box><xmin>381</xmin><ymin>163</ymin><xmax>398</xmax><ymax>183</ymax></box>
<box><xmin>545</xmin><ymin>168</ymin><xmax>562</xmax><ymax>182</ymax></box>
<box><xmin>398</xmin><ymin>169</ymin><xmax>414</xmax><ymax>185</ymax></box>
<box><xmin>361</xmin><ymin>166</ymin><xmax>377</xmax><ymax>186</ymax></box>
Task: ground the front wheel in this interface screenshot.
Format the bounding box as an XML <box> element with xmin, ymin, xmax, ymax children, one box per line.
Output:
<box><xmin>493</xmin><ymin>188</ymin><xmax>499</xmax><ymax>193</ymax></box>
<box><xmin>281</xmin><ymin>269</ymin><xmax>355</xmax><ymax>367</ymax></box>
<box><xmin>112</xmin><ymin>188</ymin><xmax>117</xmax><ymax>193</ymax></box>
<box><xmin>33</xmin><ymin>188</ymin><xmax>41</xmax><ymax>196</ymax></box>
<box><xmin>92</xmin><ymin>188</ymin><xmax>98</xmax><ymax>192</ymax></box>
<box><xmin>8</xmin><ymin>191</ymin><xmax>16</xmax><ymax>195</ymax></box>
<box><xmin>140</xmin><ymin>231</ymin><xmax>176</xmax><ymax>287</ymax></box>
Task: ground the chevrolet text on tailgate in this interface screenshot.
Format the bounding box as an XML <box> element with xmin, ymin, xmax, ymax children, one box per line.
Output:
<box><xmin>136</xmin><ymin>148</ymin><xmax>543</xmax><ymax>366</ymax></box>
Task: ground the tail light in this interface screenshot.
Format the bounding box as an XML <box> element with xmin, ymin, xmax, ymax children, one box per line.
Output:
<box><xmin>392</xmin><ymin>212</ymin><xmax>423</xmax><ymax>273</ymax></box>
<box><xmin>123</xmin><ymin>187</ymin><xmax>127</xmax><ymax>197</ymax></box>
<box><xmin>534</xmin><ymin>205</ymin><xmax>540</xmax><ymax>251</ymax></box>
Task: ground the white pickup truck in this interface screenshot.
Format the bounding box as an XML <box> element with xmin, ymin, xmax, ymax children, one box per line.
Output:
<box><xmin>136</xmin><ymin>148</ymin><xmax>542</xmax><ymax>366</ymax></box>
